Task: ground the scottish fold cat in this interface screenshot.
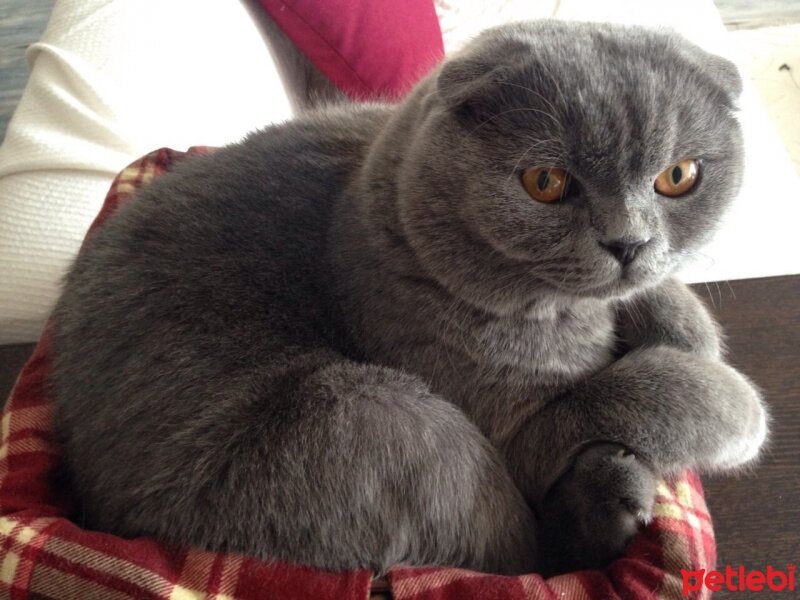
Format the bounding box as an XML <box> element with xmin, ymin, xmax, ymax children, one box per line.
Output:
<box><xmin>52</xmin><ymin>21</ymin><xmax>767</xmax><ymax>575</ymax></box>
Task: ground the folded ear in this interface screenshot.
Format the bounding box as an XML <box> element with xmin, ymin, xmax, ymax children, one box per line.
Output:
<box><xmin>674</xmin><ymin>41</ymin><xmax>743</xmax><ymax>106</ymax></box>
<box><xmin>702</xmin><ymin>52</ymin><xmax>744</xmax><ymax>101</ymax></box>
<box><xmin>435</xmin><ymin>36</ymin><xmax>534</xmax><ymax>124</ymax></box>
<box><xmin>436</xmin><ymin>56</ymin><xmax>508</xmax><ymax>123</ymax></box>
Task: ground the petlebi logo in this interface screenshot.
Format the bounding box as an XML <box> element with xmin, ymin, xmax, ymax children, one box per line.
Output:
<box><xmin>682</xmin><ymin>565</ymin><xmax>796</xmax><ymax>595</ymax></box>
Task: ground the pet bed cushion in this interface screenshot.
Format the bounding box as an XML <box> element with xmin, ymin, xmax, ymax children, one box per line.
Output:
<box><xmin>257</xmin><ymin>0</ymin><xmax>445</xmax><ymax>100</ymax></box>
<box><xmin>0</xmin><ymin>148</ymin><xmax>715</xmax><ymax>599</ymax></box>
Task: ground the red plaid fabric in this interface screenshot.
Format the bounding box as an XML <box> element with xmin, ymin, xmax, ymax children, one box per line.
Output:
<box><xmin>0</xmin><ymin>149</ymin><xmax>716</xmax><ymax>599</ymax></box>
<box><xmin>389</xmin><ymin>475</ymin><xmax>716</xmax><ymax>599</ymax></box>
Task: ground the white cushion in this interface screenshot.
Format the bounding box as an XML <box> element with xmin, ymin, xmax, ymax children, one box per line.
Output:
<box><xmin>0</xmin><ymin>0</ymin><xmax>292</xmax><ymax>344</ymax></box>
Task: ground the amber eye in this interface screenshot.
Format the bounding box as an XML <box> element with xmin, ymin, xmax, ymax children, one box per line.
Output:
<box><xmin>654</xmin><ymin>159</ymin><xmax>700</xmax><ymax>197</ymax></box>
<box><xmin>521</xmin><ymin>167</ymin><xmax>571</xmax><ymax>203</ymax></box>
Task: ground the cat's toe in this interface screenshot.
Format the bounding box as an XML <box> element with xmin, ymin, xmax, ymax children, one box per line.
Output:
<box><xmin>601</xmin><ymin>445</ymin><xmax>656</xmax><ymax>522</ymax></box>
<box><xmin>539</xmin><ymin>442</ymin><xmax>656</xmax><ymax>574</ymax></box>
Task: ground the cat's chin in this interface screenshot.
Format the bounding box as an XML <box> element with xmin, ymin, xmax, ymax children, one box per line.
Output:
<box><xmin>534</xmin><ymin>256</ymin><xmax>671</xmax><ymax>300</ymax></box>
<box><xmin>552</xmin><ymin>271</ymin><xmax>667</xmax><ymax>302</ymax></box>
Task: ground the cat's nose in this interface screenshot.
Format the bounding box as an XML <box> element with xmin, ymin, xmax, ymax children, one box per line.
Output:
<box><xmin>600</xmin><ymin>238</ymin><xmax>648</xmax><ymax>267</ymax></box>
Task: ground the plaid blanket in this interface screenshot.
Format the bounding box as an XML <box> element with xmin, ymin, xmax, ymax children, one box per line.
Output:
<box><xmin>0</xmin><ymin>149</ymin><xmax>716</xmax><ymax>600</ymax></box>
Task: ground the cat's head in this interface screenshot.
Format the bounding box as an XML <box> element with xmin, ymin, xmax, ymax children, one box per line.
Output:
<box><xmin>395</xmin><ymin>21</ymin><xmax>743</xmax><ymax>315</ymax></box>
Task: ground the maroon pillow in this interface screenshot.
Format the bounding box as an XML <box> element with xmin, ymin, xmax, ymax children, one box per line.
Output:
<box><xmin>256</xmin><ymin>0</ymin><xmax>444</xmax><ymax>100</ymax></box>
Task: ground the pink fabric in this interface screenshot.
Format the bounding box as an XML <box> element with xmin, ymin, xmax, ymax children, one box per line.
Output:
<box><xmin>257</xmin><ymin>0</ymin><xmax>444</xmax><ymax>100</ymax></box>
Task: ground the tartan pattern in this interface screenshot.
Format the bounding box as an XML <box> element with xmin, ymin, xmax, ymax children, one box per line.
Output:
<box><xmin>388</xmin><ymin>473</ymin><xmax>715</xmax><ymax>600</ymax></box>
<box><xmin>0</xmin><ymin>149</ymin><xmax>716</xmax><ymax>599</ymax></box>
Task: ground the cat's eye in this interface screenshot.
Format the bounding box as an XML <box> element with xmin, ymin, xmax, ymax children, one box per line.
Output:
<box><xmin>521</xmin><ymin>167</ymin><xmax>571</xmax><ymax>203</ymax></box>
<box><xmin>654</xmin><ymin>159</ymin><xmax>700</xmax><ymax>197</ymax></box>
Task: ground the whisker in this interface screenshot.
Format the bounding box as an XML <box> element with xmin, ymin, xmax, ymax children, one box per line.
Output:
<box><xmin>724</xmin><ymin>280</ymin><xmax>736</xmax><ymax>300</ymax></box>
<box><xmin>467</xmin><ymin>107</ymin><xmax>565</xmax><ymax>137</ymax></box>
<box><xmin>702</xmin><ymin>282</ymin><xmax>717</xmax><ymax>310</ymax></box>
<box><xmin>493</xmin><ymin>81</ymin><xmax>563</xmax><ymax>129</ymax></box>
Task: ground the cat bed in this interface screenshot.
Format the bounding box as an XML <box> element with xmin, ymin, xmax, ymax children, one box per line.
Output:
<box><xmin>0</xmin><ymin>147</ymin><xmax>716</xmax><ymax>599</ymax></box>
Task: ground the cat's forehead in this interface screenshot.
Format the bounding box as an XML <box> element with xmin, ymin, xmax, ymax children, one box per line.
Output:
<box><xmin>471</xmin><ymin>22</ymin><xmax>740</xmax><ymax>170</ymax></box>
<box><xmin>497</xmin><ymin>24</ymin><xmax>715</xmax><ymax>112</ymax></box>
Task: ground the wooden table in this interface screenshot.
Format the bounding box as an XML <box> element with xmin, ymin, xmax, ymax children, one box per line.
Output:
<box><xmin>1</xmin><ymin>275</ymin><xmax>797</xmax><ymax>599</ymax></box>
<box><xmin>692</xmin><ymin>275</ymin><xmax>799</xmax><ymax>599</ymax></box>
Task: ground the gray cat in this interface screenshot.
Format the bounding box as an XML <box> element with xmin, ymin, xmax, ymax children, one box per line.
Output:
<box><xmin>51</xmin><ymin>21</ymin><xmax>767</xmax><ymax>576</ymax></box>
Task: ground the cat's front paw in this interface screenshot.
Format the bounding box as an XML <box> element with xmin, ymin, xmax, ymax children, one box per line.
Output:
<box><xmin>705</xmin><ymin>367</ymin><xmax>769</xmax><ymax>471</ymax></box>
<box><xmin>539</xmin><ymin>442</ymin><xmax>656</xmax><ymax>575</ymax></box>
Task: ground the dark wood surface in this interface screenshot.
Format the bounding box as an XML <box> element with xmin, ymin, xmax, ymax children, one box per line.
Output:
<box><xmin>0</xmin><ymin>342</ymin><xmax>35</xmax><ymax>402</ymax></box>
<box><xmin>691</xmin><ymin>275</ymin><xmax>799</xmax><ymax>599</ymax></box>
<box><xmin>1</xmin><ymin>275</ymin><xmax>797</xmax><ymax>598</ymax></box>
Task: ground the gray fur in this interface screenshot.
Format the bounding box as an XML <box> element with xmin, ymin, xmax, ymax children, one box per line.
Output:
<box><xmin>51</xmin><ymin>21</ymin><xmax>767</xmax><ymax>576</ymax></box>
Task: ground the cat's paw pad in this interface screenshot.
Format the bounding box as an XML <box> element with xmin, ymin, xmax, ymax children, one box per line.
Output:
<box><xmin>540</xmin><ymin>442</ymin><xmax>656</xmax><ymax>574</ymax></box>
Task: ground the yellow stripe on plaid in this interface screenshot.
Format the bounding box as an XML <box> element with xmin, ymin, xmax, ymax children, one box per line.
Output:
<box><xmin>43</xmin><ymin>536</ymin><xmax>174</xmax><ymax>596</ymax></box>
<box><xmin>655</xmin><ymin>480</ymin><xmax>673</xmax><ymax>499</ymax></box>
<box><xmin>0</xmin><ymin>514</ymin><xmax>57</xmax><ymax>593</ymax></box>
<box><xmin>0</xmin><ymin>518</ymin><xmax>13</xmax><ymax>537</ymax></box>
<box><xmin>7</xmin><ymin>405</ymin><xmax>51</xmax><ymax>434</ymax></box>
<box><xmin>0</xmin><ymin>437</ymin><xmax>53</xmax><ymax>462</ymax></box>
<box><xmin>113</xmin><ymin>182</ymin><xmax>140</xmax><ymax>196</ymax></box>
<box><xmin>654</xmin><ymin>478</ymin><xmax>711</xmax><ymax>534</ymax></box>
<box><xmin>0</xmin><ymin>516</ymin><xmax>57</xmax><ymax>542</ymax></box>
<box><xmin>168</xmin><ymin>550</ymin><xmax>243</xmax><ymax>599</ymax></box>
<box><xmin>0</xmin><ymin>509</ymin><xmax>246</xmax><ymax>599</ymax></box>
<box><xmin>655</xmin><ymin>477</ymin><xmax>714</xmax><ymax>600</ymax></box>
<box><xmin>217</xmin><ymin>555</ymin><xmax>245</xmax><ymax>598</ymax></box>
<box><xmin>172</xmin><ymin>549</ymin><xmax>216</xmax><ymax>592</ymax></box>
<box><xmin>0</xmin><ymin>405</ymin><xmax>55</xmax><ymax>460</ymax></box>
<box><xmin>30</xmin><ymin>564</ymin><xmax>136</xmax><ymax>600</ymax></box>
<box><xmin>169</xmin><ymin>585</ymin><xmax>235</xmax><ymax>600</ymax></box>
<box><xmin>675</xmin><ymin>481</ymin><xmax>695</xmax><ymax>507</ymax></box>
<box><xmin>654</xmin><ymin>479</ymin><xmax>682</xmax><ymax>518</ymax></box>
<box><xmin>542</xmin><ymin>573</ymin><xmax>592</xmax><ymax>600</ymax></box>
<box><xmin>112</xmin><ymin>167</ymin><xmax>148</xmax><ymax>198</ymax></box>
<box><xmin>654</xmin><ymin>503</ymin><xmax>684</xmax><ymax>520</ymax></box>
<box><xmin>142</xmin><ymin>158</ymin><xmax>158</xmax><ymax>186</ymax></box>
<box><xmin>0</xmin><ymin>517</ymin><xmax>55</xmax><ymax>594</ymax></box>
<box><xmin>1</xmin><ymin>413</ymin><xmax>9</xmax><ymax>445</ymax></box>
<box><xmin>112</xmin><ymin>159</ymin><xmax>159</xmax><ymax>198</ymax></box>
<box><xmin>42</xmin><ymin>535</ymin><xmax>245</xmax><ymax>599</ymax></box>
<box><xmin>0</xmin><ymin>551</ymin><xmax>19</xmax><ymax>585</ymax></box>
<box><xmin>14</xmin><ymin>526</ymin><xmax>37</xmax><ymax>545</ymax></box>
